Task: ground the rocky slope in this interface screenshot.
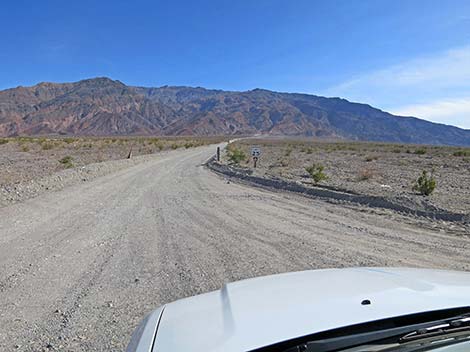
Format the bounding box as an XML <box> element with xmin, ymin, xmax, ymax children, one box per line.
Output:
<box><xmin>1</xmin><ymin>77</ymin><xmax>470</xmax><ymax>145</ymax></box>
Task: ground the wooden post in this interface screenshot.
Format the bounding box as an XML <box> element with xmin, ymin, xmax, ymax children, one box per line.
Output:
<box><xmin>216</xmin><ymin>147</ymin><xmax>220</xmax><ymax>162</ymax></box>
<box><xmin>253</xmin><ymin>156</ymin><xmax>258</xmax><ymax>168</ymax></box>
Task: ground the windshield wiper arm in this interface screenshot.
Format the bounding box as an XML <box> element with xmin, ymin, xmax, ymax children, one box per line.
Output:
<box><xmin>284</xmin><ymin>324</ymin><xmax>424</xmax><ymax>352</ymax></box>
<box><xmin>282</xmin><ymin>314</ymin><xmax>470</xmax><ymax>352</ymax></box>
<box><xmin>400</xmin><ymin>316</ymin><xmax>470</xmax><ymax>342</ymax></box>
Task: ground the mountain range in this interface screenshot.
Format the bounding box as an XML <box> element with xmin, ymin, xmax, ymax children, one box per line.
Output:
<box><xmin>0</xmin><ymin>77</ymin><xmax>469</xmax><ymax>146</ymax></box>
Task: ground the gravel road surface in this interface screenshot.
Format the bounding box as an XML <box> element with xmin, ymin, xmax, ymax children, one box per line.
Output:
<box><xmin>1</xmin><ymin>144</ymin><xmax>469</xmax><ymax>351</ymax></box>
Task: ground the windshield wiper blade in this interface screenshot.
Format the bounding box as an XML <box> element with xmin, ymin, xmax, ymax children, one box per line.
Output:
<box><xmin>284</xmin><ymin>325</ymin><xmax>418</xmax><ymax>352</ymax></box>
<box><xmin>400</xmin><ymin>316</ymin><xmax>470</xmax><ymax>342</ymax></box>
<box><xmin>281</xmin><ymin>313</ymin><xmax>470</xmax><ymax>352</ymax></box>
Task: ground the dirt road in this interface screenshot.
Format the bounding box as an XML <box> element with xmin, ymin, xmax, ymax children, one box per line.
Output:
<box><xmin>1</xmin><ymin>144</ymin><xmax>469</xmax><ymax>351</ymax></box>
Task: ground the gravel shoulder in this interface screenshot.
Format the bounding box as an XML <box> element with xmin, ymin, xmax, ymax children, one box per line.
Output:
<box><xmin>1</xmin><ymin>143</ymin><xmax>469</xmax><ymax>352</ymax></box>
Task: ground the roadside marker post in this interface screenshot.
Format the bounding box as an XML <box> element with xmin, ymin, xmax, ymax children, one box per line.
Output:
<box><xmin>216</xmin><ymin>147</ymin><xmax>220</xmax><ymax>162</ymax></box>
<box><xmin>251</xmin><ymin>147</ymin><xmax>261</xmax><ymax>168</ymax></box>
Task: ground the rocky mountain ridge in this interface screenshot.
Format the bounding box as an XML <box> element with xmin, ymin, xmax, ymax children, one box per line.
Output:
<box><xmin>1</xmin><ymin>77</ymin><xmax>469</xmax><ymax>146</ymax></box>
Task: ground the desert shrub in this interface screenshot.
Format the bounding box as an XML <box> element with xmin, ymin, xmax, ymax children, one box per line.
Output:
<box><xmin>171</xmin><ymin>143</ymin><xmax>179</xmax><ymax>150</ymax></box>
<box><xmin>63</xmin><ymin>138</ymin><xmax>76</xmax><ymax>144</ymax></box>
<box><xmin>365</xmin><ymin>155</ymin><xmax>378</xmax><ymax>162</ymax></box>
<box><xmin>280</xmin><ymin>159</ymin><xmax>289</xmax><ymax>167</ymax></box>
<box><xmin>453</xmin><ymin>150</ymin><xmax>470</xmax><ymax>157</ymax></box>
<box><xmin>306</xmin><ymin>147</ymin><xmax>313</xmax><ymax>154</ymax></box>
<box><xmin>413</xmin><ymin>170</ymin><xmax>436</xmax><ymax>196</ymax></box>
<box><xmin>413</xmin><ymin>148</ymin><xmax>427</xmax><ymax>155</ymax></box>
<box><xmin>184</xmin><ymin>142</ymin><xmax>194</xmax><ymax>149</ymax></box>
<box><xmin>227</xmin><ymin>148</ymin><xmax>246</xmax><ymax>164</ymax></box>
<box><xmin>0</xmin><ymin>138</ymin><xmax>9</xmax><ymax>145</ymax></box>
<box><xmin>305</xmin><ymin>164</ymin><xmax>328</xmax><ymax>184</ymax></box>
<box><xmin>21</xmin><ymin>145</ymin><xmax>30</xmax><ymax>152</ymax></box>
<box><xmin>59</xmin><ymin>155</ymin><xmax>73</xmax><ymax>163</ymax></box>
<box><xmin>41</xmin><ymin>142</ymin><xmax>55</xmax><ymax>150</ymax></box>
<box><xmin>357</xmin><ymin>168</ymin><xmax>375</xmax><ymax>181</ymax></box>
<box><xmin>392</xmin><ymin>148</ymin><xmax>402</xmax><ymax>153</ymax></box>
<box><xmin>79</xmin><ymin>142</ymin><xmax>93</xmax><ymax>149</ymax></box>
<box><xmin>285</xmin><ymin>148</ymin><xmax>292</xmax><ymax>157</ymax></box>
<box><xmin>59</xmin><ymin>155</ymin><xmax>74</xmax><ymax>168</ymax></box>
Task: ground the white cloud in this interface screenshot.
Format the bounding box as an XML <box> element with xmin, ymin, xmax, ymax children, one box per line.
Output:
<box><xmin>323</xmin><ymin>45</ymin><xmax>470</xmax><ymax>129</ymax></box>
<box><xmin>392</xmin><ymin>97</ymin><xmax>470</xmax><ymax>129</ymax></box>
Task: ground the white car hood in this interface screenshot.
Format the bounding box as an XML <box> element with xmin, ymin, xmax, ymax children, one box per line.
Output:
<box><xmin>153</xmin><ymin>267</ymin><xmax>470</xmax><ymax>352</ymax></box>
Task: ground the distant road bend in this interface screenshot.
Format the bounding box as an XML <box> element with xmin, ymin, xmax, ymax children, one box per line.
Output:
<box><xmin>0</xmin><ymin>144</ymin><xmax>469</xmax><ymax>351</ymax></box>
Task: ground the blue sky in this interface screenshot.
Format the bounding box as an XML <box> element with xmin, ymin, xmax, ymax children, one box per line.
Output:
<box><xmin>1</xmin><ymin>0</ymin><xmax>469</xmax><ymax>128</ymax></box>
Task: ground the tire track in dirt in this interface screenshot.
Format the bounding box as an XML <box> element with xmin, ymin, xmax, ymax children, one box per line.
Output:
<box><xmin>1</xmin><ymin>144</ymin><xmax>469</xmax><ymax>351</ymax></box>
